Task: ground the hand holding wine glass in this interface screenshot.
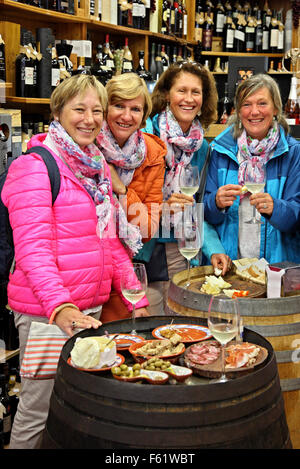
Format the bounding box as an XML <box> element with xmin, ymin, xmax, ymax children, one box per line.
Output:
<box><xmin>178</xmin><ymin>222</ymin><xmax>201</xmax><ymax>288</ymax></box>
<box><xmin>179</xmin><ymin>165</ymin><xmax>200</xmax><ymax>197</ymax></box>
<box><xmin>207</xmin><ymin>296</ymin><xmax>239</xmax><ymax>382</ymax></box>
<box><xmin>244</xmin><ymin>162</ymin><xmax>266</xmax><ymax>224</ymax></box>
<box><xmin>121</xmin><ymin>263</ymin><xmax>147</xmax><ymax>335</ymax></box>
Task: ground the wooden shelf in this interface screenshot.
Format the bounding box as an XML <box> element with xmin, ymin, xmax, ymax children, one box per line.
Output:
<box><xmin>201</xmin><ymin>51</ymin><xmax>284</xmax><ymax>58</ymax></box>
<box><xmin>6</xmin><ymin>96</ymin><xmax>50</xmax><ymax>104</ymax></box>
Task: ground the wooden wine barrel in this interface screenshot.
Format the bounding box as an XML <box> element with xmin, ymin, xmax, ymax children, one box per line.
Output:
<box><xmin>167</xmin><ymin>266</ymin><xmax>300</xmax><ymax>449</ymax></box>
<box><xmin>40</xmin><ymin>316</ymin><xmax>291</xmax><ymax>449</ymax></box>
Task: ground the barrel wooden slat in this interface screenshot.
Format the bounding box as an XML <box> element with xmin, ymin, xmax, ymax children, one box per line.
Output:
<box><xmin>40</xmin><ymin>317</ymin><xmax>291</xmax><ymax>450</ymax></box>
<box><xmin>167</xmin><ymin>267</ymin><xmax>300</xmax><ymax>449</ymax></box>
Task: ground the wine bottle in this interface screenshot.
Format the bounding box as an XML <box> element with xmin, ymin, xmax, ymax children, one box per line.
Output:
<box><xmin>170</xmin><ymin>0</ymin><xmax>176</xmax><ymax>34</ymax></box>
<box><xmin>0</xmin><ymin>35</ymin><xmax>5</xmax><ymax>83</ymax></box>
<box><xmin>15</xmin><ymin>30</ymin><xmax>35</xmax><ymax>98</ymax></box>
<box><xmin>224</xmin><ymin>10</ymin><xmax>235</xmax><ymax>52</ymax></box>
<box><xmin>161</xmin><ymin>0</ymin><xmax>171</xmax><ymax>35</ymax></box>
<box><xmin>284</xmin><ymin>76</ymin><xmax>300</xmax><ymax>125</ymax></box>
<box><xmin>284</xmin><ymin>9</ymin><xmax>292</xmax><ymax>53</ymax></box>
<box><xmin>103</xmin><ymin>34</ymin><xmax>115</xmax><ymax>76</ymax></box>
<box><xmin>51</xmin><ymin>47</ymin><xmax>60</xmax><ymax>92</ymax></box>
<box><xmin>218</xmin><ymin>82</ymin><xmax>233</xmax><ymax>123</ymax></box>
<box><xmin>269</xmin><ymin>10</ymin><xmax>278</xmax><ymax>53</ymax></box>
<box><xmin>92</xmin><ymin>43</ymin><xmax>112</xmax><ymax>85</ymax></box>
<box><xmin>276</xmin><ymin>9</ymin><xmax>284</xmax><ymax>53</ymax></box>
<box><xmin>176</xmin><ymin>45</ymin><xmax>183</xmax><ymax>63</ymax></box>
<box><xmin>202</xmin><ymin>7</ymin><xmax>214</xmax><ymax>51</ymax></box>
<box><xmin>136</xmin><ymin>50</ymin><xmax>152</xmax><ymax>81</ymax></box>
<box><xmin>118</xmin><ymin>0</ymin><xmax>128</xmax><ymax>26</ymax></box>
<box><xmin>262</xmin><ymin>11</ymin><xmax>270</xmax><ymax>53</ymax></box>
<box><xmin>155</xmin><ymin>43</ymin><xmax>164</xmax><ymax>78</ymax></box>
<box><xmin>263</xmin><ymin>0</ymin><xmax>272</xmax><ymax>28</ymax></box>
<box><xmin>28</xmin><ymin>32</ymin><xmax>38</xmax><ymax>98</ymax></box>
<box><xmin>214</xmin><ymin>0</ymin><xmax>225</xmax><ymax>37</ymax></box>
<box><xmin>254</xmin><ymin>9</ymin><xmax>263</xmax><ymax>53</ymax></box>
<box><xmin>234</xmin><ymin>13</ymin><xmax>246</xmax><ymax>52</ymax></box>
<box><xmin>173</xmin><ymin>1</ymin><xmax>180</xmax><ymax>36</ymax></box>
<box><xmin>132</xmin><ymin>0</ymin><xmax>141</xmax><ymax>29</ymax></box>
<box><xmin>182</xmin><ymin>0</ymin><xmax>188</xmax><ymax>39</ymax></box>
<box><xmin>149</xmin><ymin>42</ymin><xmax>157</xmax><ymax>80</ymax></box>
<box><xmin>0</xmin><ymin>374</ymin><xmax>12</xmax><ymax>446</ymax></box>
<box><xmin>122</xmin><ymin>37</ymin><xmax>133</xmax><ymax>73</ymax></box>
<box><xmin>161</xmin><ymin>44</ymin><xmax>169</xmax><ymax>72</ymax></box>
<box><xmin>245</xmin><ymin>9</ymin><xmax>255</xmax><ymax>53</ymax></box>
<box><xmin>194</xmin><ymin>1</ymin><xmax>205</xmax><ymax>42</ymax></box>
<box><xmin>232</xmin><ymin>0</ymin><xmax>242</xmax><ymax>23</ymax></box>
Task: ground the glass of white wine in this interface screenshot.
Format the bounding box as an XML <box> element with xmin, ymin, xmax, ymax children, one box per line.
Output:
<box><xmin>179</xmin><ymin>165</ymin><xmax>200</xmax><ymax>197</ymax></box>
<box><xmin>244</xmin><ymin>162</ymin><xmax>266</xmax><ymax>224</ymax></box>
<box><xmin>178</xmin><ymin>222</ymin><xmax>201</xmax><ymax>288</ymax></box>
<box><xmin>120</xmin><ymin>263</ymin><xmax>147</xmax><ymax>335</ymax></box>
<box><xmin>207</xmin><ymin>296</ymin><xmax>239</xmax><ymax>382</ymax></box>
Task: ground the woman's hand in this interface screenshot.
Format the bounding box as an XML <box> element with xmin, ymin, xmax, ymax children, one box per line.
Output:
<box><xmin>108</xmin><ymin>163</ymin><xmax>127</xmax><ymax>195</ymax></box>
<box><xmin>250</xmin><ymin>193</ymin><xmax>274</xmax><ymax>217</ymax></box>
<box><xmin>55</xmin><ymin>306</ymin><xmax>102</xmax><ymax>337</ymax></box>
<box><xmin>211</xmin><ymin>253</ymin><xmax>232</xmax><ymax>276</ymax></box>
<box><xmin>215</xmin><ymin>184</ymin><xmax>242</xmax><ymax>210</ymax></box>
<box><xmin>134</xmin><ymin>307</ymin><xmax>150</xmax><ymax>318</ymax></box>
<box><xmin>165</xmin><ymin>192</ymin><xmax>193</xmax><ymax>213</ymax></box>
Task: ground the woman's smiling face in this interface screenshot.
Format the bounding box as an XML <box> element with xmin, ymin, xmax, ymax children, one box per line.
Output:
<box><xmin>54</xmin><ymin>88</ymin><xmax>104</xmax><ymax>149</ymax></box>
<box><xmin>166</xmin><ymin>71</ymin><xmax>203</xmax><ymax>133</ymax></box>
<box><xmin>239</xmin><ymin>87</ymin><xmax>277</xmax><ymax>140</ymax></box>
<box><xmin>107</xmin><ymin>95</ymin><xmax>145</xmax><ymax>148</ymax></box>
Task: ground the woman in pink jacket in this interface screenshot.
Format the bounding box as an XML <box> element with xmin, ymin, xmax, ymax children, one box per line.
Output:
<box><xmin>2</xmin><ymin>74</ymin><xmax>148</xmax><ymax>449</ymax></box>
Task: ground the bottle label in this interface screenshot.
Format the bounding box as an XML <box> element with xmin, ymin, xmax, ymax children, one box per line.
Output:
<box><xmin>25</xmin><ymin>67</ymin><xmax>34</xmax><ymax>85</ymax></box>
<box><xmin>123</xmin><ymin>60</ymin><xmax>132</xmax><ymax>71</ymax></box>
<box><xmin>226</xmin><ymin>29</ymin><xmax>234</xmax><ymax>48</ymax></box>
<box><xmin>278</xmin><ymin>31</ymin><xmax>284</xmax><ymax>49</ymax></box>
<box><xmin>106</xmin><ymin>59</ymin><xmax>114</xmax><ymax>68</ymax></box>
<box><xmin>270</xmin><ymin>30</ymin><xmax>278</xmax><ymax>47</ymax></box>
<box><xmin>234</xmin><ymin>30</ymin><xmax>245</xmax><ymax>42</ymax></box>
<box><xmin>262</xmin><ymin>31</ymin><xmax>269</xmax><ymax>49</ymax></box>
<box><xmin>216</xmin><ymin>13</ymin><xmax>225</xmax><ymax>32</ymax></box>
<box><xmin>51</xmin><ymin>68</ymin><xmax>60</xmax><ymax>87</ymax></box>
<box><xmin>202</xmin><ymin>30</ymin><xmax>212</xmax><ymax>49</ymax></box>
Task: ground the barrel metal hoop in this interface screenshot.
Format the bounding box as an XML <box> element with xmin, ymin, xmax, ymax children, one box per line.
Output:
<box><xmin>275</xmin><ymin>349</ymin><xmax>300</xmax><ymax>363</ymax></box>
<box><xmin>280</xmin><ymin>377</ymin><xmax>300</xmax><ymax>392</ymax></box>
<box><xmin>246</xmin><ymin>322</ymin><xmax>300</xmax><ymax>337</ymax></box>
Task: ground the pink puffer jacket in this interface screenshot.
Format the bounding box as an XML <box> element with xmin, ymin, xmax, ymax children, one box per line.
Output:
<box><xmin>2</xmin><ymin>133</ymin><xmax>148</xmax><ymax>319</ymax></box>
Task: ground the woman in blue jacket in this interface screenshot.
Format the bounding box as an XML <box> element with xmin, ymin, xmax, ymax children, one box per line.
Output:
<box><xmin>137</xmin><ymin>61</ymin><xmax>231</xmax><ymax>314</ymax></box>
<box><xmin>204</xmin><ymin>73</ymin><xmax>300</xmax><ymax>264</ymax></box>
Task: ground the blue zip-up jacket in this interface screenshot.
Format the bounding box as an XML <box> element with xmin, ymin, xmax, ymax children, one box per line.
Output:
<box><xmin>152</xmin><ymin>114</ymin><xmax>226</xmax><ymax>263</ymax></box>
<box><xmin>204</xmin><ymin>125</ymin><xmax>300</xmax><ymax>263</ymax></box>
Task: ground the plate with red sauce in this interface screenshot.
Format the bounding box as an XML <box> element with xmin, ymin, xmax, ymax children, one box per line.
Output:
<box><xmin>152</xmin><ymin>324</ymin><xmax>212</xmax><ymax>343</ymax></box>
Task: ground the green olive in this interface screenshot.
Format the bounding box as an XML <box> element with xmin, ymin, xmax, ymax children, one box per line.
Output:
<box><xmin>120</xmin><ymin>364</ymin><xmax>128</xmax><ymax>371</ymax></box>
<box><xmin>132</xmin><ymin>363</ymin><xmax>141</xmax><ymax>371</ymax></box>
<box><xmin>112</xmin><ymin>366</ymin><xmax>121</xmax><ymax>375</ymax></box>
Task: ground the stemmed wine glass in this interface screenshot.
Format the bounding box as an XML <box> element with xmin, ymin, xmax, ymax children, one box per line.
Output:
<box><xmin>179</xmin><ymin>165</ymin><xmax>200</xmax><ymax>197</ymax></box>
<box><xmin>120</xmin><ymin>263</ymin><xmax>147</xmax><ymax>335</ymax></box>
<box><xmin>244</xmin><ymin>162</ymin><xmax>266</xmax><ymax>225</ymax></box>
<box><xmin>207</xmin><ymin>296</ymin><xmax>239</xmax><ymax>382</ymax></box>
<box><xmin>178</xmin><ymin>221</ymin><xmax>201</xmax><ymax>288</ymax></box>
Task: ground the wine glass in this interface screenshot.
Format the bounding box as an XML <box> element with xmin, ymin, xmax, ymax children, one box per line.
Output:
<box><xmin>207</xmin><ymin>296</ymin><xmax>239</xmax><ymax>382</ymax></box>
<box><xmin>120</xmin><ymin>263</ymin><xmax>147</xmax><ymax>335</ymax></box>
<box><xmin>179</xmin><ymin>165</ymin><xmax>200</xmax><ymax>197</ymax></box>
<box><xmin>178</xmin><ymin>222</ymin><xmax>201</xmax><ymax>288</ymax></box>
<box><xmin>244</xmin><ymin>162</ymin><xmax>266</xmax><ymax>224</ymax></box>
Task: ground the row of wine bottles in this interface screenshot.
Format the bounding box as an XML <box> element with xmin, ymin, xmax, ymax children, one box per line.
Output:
<box><xmin>195</xmin><ymin>0</ymin><xmax>293</xmax><ymax>54</ymax></box>
<box><xmin>8</xmin><ymin>0</ymin><xmax>74</xmax><ymax>14</ymax></box>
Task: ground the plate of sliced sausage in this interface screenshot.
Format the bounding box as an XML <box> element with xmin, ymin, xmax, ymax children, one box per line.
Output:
<box><xmin>184</xmin><ymin>341</ymin><xmax>268</xmax><ymax>379</ymax></box>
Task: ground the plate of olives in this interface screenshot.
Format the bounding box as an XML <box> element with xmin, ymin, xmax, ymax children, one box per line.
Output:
<box><xmin>111</xmin><ymin>362</ymin><xmax>169</xmax><ymax>385</ymax></box>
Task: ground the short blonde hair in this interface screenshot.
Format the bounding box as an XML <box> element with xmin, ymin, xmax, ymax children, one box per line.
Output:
<box><xmin>50</xmin><ymin>74</ymin><xmax>108</xmax><ymax>119</ymax></box>
<box><xmin>105</xmin><ymin>73</ymin><xmax>152</xmax><ymax>129</ymax></box>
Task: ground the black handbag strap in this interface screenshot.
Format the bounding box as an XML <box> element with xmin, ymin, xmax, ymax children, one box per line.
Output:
<box><xmin>196</xmin><ymin>145</ymin><xmax>211</xmax><ymax>203</ymax></box>
<box><xmin>25</xmin><ymin>146</ymin><xmax>61</xmax><ymax>205</ymax></box>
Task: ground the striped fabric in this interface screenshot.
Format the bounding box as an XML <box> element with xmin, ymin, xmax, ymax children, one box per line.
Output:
<box><xmin>20</xmin><ymin>322</ymin><xmax>69</xmax><ymax>380</ymax></box>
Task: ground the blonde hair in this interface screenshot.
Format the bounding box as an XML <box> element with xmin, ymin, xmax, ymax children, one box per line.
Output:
<box><xmin>228</xmin><ymin>73</ymin><xmax>289</xmax><ymax>137</ymax></box>
<box><xmin>105</xmin><ymin>73</ymin><xmax>152</xmax><ymax>129</ymax></box>
<box><xmin>151</xmin><ymin>61</ymin><xmax>218</xmax><ymax>129</ymax></box>
<box><xmin>50</xmin><ymin>74</ymin><xmax>108</xmax><ymax>119</ymax></box>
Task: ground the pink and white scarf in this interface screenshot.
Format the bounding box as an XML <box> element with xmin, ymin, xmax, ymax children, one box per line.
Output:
<box><xmin>158</xmin><ymin>108</ymin><xmax>204</xmax><ymax>201</ymax></box>
<box><xmin>48</xmin><ymin>120</ymin><xmax>142</xmax><ymax>256</ymax></box>
<box><xmin>237</xmin><ymin>122</ymin><xmax>280</xmax><ymax>191</ymax></box>
<box><xmin>96</xmin><ymin>120</ymin><xmax>146</xmax><ymax>186</ymax></box>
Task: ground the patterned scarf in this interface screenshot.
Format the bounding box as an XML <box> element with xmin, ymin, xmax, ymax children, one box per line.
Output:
<box><xmin>158</xmin><ymin>108</ymin><xmax>204</xmax><ymax>201</ymax></box>
<box><xmin>96</xmin><ymin>120</ymin><xmax>146</xmax><ymax>187</ymax></box>
<box><xmin>48</xmin><ymin>120</ymin><xmax>142</xmax><ymax>256</ymax></box>
<box><xmin>238</xmin><ymin>122</ymin><xmax>280</xmax><ymax>191</ymax></box>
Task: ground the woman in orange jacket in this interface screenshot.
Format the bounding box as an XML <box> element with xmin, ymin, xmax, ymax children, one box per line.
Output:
<box><xmin>96</xmin><ymin>73</ymin><xmax>166</xmax><ymax>322</ymax></box>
